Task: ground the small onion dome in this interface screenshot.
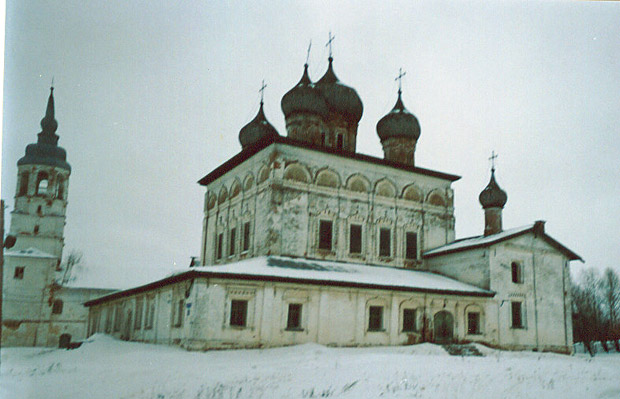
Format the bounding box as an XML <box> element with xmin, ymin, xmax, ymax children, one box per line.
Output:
<box><xmin>479</xmin><ymin>170</ymin><xmax>508</xmax><ymax>209</ymax></box>
<box><xmin>376</xmin><ymin>90</ymin><xmax>420</xmax><ymax>141</ymax></box>
<box><xmin>316</xmin><ymin>57</ymin><xmax>363</xmax><ymax>123</ymax></box>
<box><xmin>40</xmin><ymin>87</ymin><xmax>58</xmax><ymax>134</ymax></box>
<box><xmin>238</xmin><ymin>101</ymin><xmax>279</xmax><ymax>148</ymax></box>
<box><xmin>281</xmin><ymin>64</ymin><xmax>328</xmax><ymax>119</ymax></box>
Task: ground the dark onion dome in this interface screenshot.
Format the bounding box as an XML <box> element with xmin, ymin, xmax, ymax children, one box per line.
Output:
<box><xmin>315</xmin><ymin>57</ymin><xmax>363</xmax><ymax>124</ymax></box>
<box><xmin>479</xmin><ymin>170</ymin><xmax>508</xmax><ymax>209</ymax></box>
<box><xmin>238</xmin><ymin>101</ymin><xmax>280</xmax><ymax>148</ymax></box>
<box><xmin>281</xmin><ymin>64</ymin><xmax>329</xmax><ymax>119</ymax></box>
<box><xmin>18</xmin><ymin>87</ymin><xmax>71</xmax><ymax>171</ymax></box>
<box><xmin>376</xmin><ymin>90</ymin><xmax>421</xmax><ymax>141</ymax></box>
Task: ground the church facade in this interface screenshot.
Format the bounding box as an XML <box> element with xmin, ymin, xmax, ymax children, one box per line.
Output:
<box><xmin>2</xmin><ymin>88</ymin><xmax>113</xmax><ymax>347</ymax></box>
<box><xmin>84</xmin><ymin>55</ymin><xmax>581</xmax><ymax>353</ymax></box>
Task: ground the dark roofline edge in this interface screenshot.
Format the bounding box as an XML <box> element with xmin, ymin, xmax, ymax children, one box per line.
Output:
<box><xmin>423</xmin><ymin>228</ymin><xmax>583</xmax><ymax>262</ymax></box>
<box><xmin>85</xmin><ymin>270</ymin><xmax>494</xmax><ymax>307</ymax></box>
<box><xmin>197</xmin><ymin>135</ymin><xmax>461</xmax><ymax>186</ymax></box>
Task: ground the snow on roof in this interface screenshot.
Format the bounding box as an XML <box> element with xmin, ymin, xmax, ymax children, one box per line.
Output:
<box><xmin>4</xmin><ymin>247</ymin><xmax>57</xmax><ymax>259</ymax></box>
<box><xmin>187</xmin><ymin>256</ymin><xmax>491</xmax><ymax>294</ymax></box>
<box><xmin>87</xmin><ymin>256</ymin><xmax>493</xmax><ymax>306</ymax></box>
<box><xmin>424</xmin><ymin>225</ymin><xmax>534</xmax><ymax>257</ymax></box>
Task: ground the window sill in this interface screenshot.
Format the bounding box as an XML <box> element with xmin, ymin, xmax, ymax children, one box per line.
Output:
<box><xmin>229</xmin><ymin>325</ymin><xmax>248</xmax><ymax>330</ymax></box>
<box><xmin>511</xmin><ymin>326</ymin><xmax>525</xmax><ymax>330</ymax></box>
<box><xmin>367</xmin><ymin>328</ymin><xmax>386</xmax><ymax>333</ymax></box>
<box><xmin>285</xmin><ymin>328</ymin><xmax>304</xmax><ymax>332</ymax></box>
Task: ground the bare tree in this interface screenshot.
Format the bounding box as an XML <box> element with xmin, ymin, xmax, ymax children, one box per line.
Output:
<box><xmin>58</xmin><ymin>250</ymin><xmax>83</xmax><ymax>285</ymax></box>
<box><xmin>600</xmin><ymin>268</ymin><xmax>620</xmax><ymax>351</ymax></box>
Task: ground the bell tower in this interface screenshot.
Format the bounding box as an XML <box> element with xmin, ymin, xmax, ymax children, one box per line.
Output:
<box><xmin>10</xmin><ymin>86</ymin><xmax>71</xmax><ymax>258</ymax></box>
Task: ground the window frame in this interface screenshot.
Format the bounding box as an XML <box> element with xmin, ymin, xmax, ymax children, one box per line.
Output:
<box><xmin>216</xmin><ymin>233</ymin><xmax>224</xmax><ymax>260</ymax></box>
<box><xmin>368</xmin><ymin>306</ymin><xmax>384</xmax><ymax>331</ymax></box>
<box><xmin>14</xmin><ymin>266</ymin><xmax>25</xmax><ymax>280</ymax></box>
<box><xmin>51</xmin><ymin>299</ymin><xmax>63</xmax><ymax>315</ymax></box>
<box><xmin>511</xmin><ymin>301</ymin><xmax>524</xmax><ymax>329</ymax></box>
<box><xmin>286</xmin><ymin>303</ymin><xmax>303</xmax><ymax>331</ymax></box>
<box><xmin>405</xmin><ymin>231</ymin><xmax>418</xmax><ymax>260</ymax></box>
<box><xmin>230</xmin><ymin>299</ymin><xmax>248</xmax><ymax>327</ymax></box>
<box><xmin>242</xmin><ymin>221</ymin><xmax>251</xmax><ymax>252</ymax></box>
<box><xmin>229</xmin><ymin>227</ymin><xmax>237</xmax><ymax>257</ymax></box>
<box><xmin>511</xmin><ymin>262</ymin><xmax>523</xmax><ymax>284</ymax></box>
<box><xmin>349</xmin><ymin>224</ymin><xmax>363</xmax><ymax>255</ymax></box>
<box><xmin>379</xmin><ymin>227</ymin><xmax>392</xmax><ymax>258</ymax></box>
<box><xmin>134</xmin><ymin>297</ymin><xmax>144</xmax><ymax>330</ymax></box>
<box><xmin>402</xmin><ymin>308</ymin><xmax>417</xmax><ymax>333</ymax></box>
<box><xmin>467</xmin><ymin>311</ymin><xmax>481</xmax><ymax>335</ymax></box>
<box><xmin>318</xmin><ymin>220</ymin><xmax>333</xmax><ymax>251</ymax></box>
<box><xmin>172</xmin><ymin>298</ymin><xmax>184</xmax><ymax>328</ymax></box>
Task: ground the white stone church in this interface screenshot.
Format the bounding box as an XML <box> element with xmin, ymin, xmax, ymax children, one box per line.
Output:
<box><xmin>3</xmin><ymin>55</ymin><xmax>581</xmax><ymax>353</ymax></box>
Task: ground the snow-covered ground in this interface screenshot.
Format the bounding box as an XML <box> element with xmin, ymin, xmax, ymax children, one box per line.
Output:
<box><xmin>2</xmin><ymin>335</ymin><xmax>619</xmax><ymax>399</ymax></box>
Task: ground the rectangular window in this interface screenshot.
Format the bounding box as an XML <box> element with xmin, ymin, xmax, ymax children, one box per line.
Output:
<box><xmin>405</xmin><ymin>232</ymin><xmax>418</xmax><ymax>260</ymax></box>
<box><xmin>402</xmin><ymin>308</ymin><xmax>417</xmax><ymax>332</ymax></box>
<box><xmin>145</xmin><ymin>296</ymin><xmax>155</xmax><ymax>330</ymax></box>
<box><xmin>379</xmin><ymin>228</ymin><xmax>391</xmax><ymax>257</ymax></box>
<box><xmin>336</xmin><ymin>134</ymin><xmax>344</xmax><ymax>150</ymax></box>
<box><xmin>216</xmin><ymin>233</ymin><xmax>224</xmax><ymax>260</ymax></box>
<box><xmin>229</xmin><ymin>228</ymin><xmax>237</xmax><ymax>256</ymax></box>
<box><xmin>368</xmin><ymin>306</ymin><xmax>384</xmax><ymax>331</ymax></box>
<box><xmin>173</xmin><ymin>299</ymin><xmax>184</xmax><ymax>327</ymax></box>
<box><xmin>134</xmin><ymin>297</ymin><xmax>143</xmax><ymax>330</ymax></box>
<box><xmin>511</xmin><ymin>302</ymin><xmax>523</xmax><ymax>328</ymax></box>
<box><xmin>243</xmin><ymin>222</ymin><xmax>251</xmax><ymax>252</ymax></box>
<box><xmin>19</xmin><ymin>173</ymin><xmax>28</xmax><ymax>196</ymax></box>
<box><xmin>14</xmin><ymin>266</ymin><xmax>25</xmax><ymax>280</ymax></box>
<box><xmin>113</xmin><ymin>305</ymin><xmax>122</xmax><ymax>332</ymax></box>
<box><xmin>349</xmin><ymin>224</ymin><xmax>362</xmax><ymax>254</ymax></box>
<box><xmin>52</xmin><ymin>300</ymin><xmax>63</xmax><ymax>315</ymax></box>
<box><xmin>286</xmin><ymin>303</ymin><xmax>303</xmax><ymax>330</ymax></box>
<box><xmin>230</xmin><ymin>300</ymin><xmax>248</xmax><ymax>327</ymax></box>
<box><xmin>467</xmin><ymin>312</ymin><xmax>481</xmax><ymax>334</ymax></box>
<box><xmin>105</xmin><ymin>308</ymin><xmax>113</xmax><ymax>333</ymax></box>
<box><xmin>318</xmin><ymin>220</ymin><xmax>333</xmax><ymax>251</ymax></box>
<box><xmin>511</xmin><ymin>262</ymin><xmax>522</xmax><ymax>284</ymax></box>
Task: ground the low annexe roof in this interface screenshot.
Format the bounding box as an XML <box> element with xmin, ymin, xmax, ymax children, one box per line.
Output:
<box><xmin>423</xmin><ymin>223</ymin><xmax>583</xmax><ymax>261</ymax></box>
<box><xmin>197</xmin><ymin>135</ymin><xmax>460</xmax><ymax>186</ymax></box>
<box><xmin>85</xmin><ymin>256</ymin><xmax>493</xmax><ymax>306</ymax></box>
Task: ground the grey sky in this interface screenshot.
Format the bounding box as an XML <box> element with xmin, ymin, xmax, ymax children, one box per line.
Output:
<box><xmin>2</xmin><ymin>1</ymin><xmax>619</xmax><ymax>288</ymax></box>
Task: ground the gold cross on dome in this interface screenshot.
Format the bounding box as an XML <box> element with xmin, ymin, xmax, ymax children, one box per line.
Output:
<box><xmin>395</xmin><ymin>68</ymin><xmax>406</xmax><ymax>92</ymax></box>
<box><xmin>326</xmin><ymin>32</ymin><xmax>335</xmax><ymax>58</ymax></box>
<box><xmin>259</xmin><ymin>80</ymin><xmax>267</xmax><ymax>103</ymax></box>
<box><xmin>489</xmin><ymin>151</ymin><xmax>498</xmax><ymax>172</ymax></box>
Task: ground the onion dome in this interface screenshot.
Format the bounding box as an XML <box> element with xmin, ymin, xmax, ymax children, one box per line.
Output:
<box><xmin>315</xmin><ymin>57</ymin><xmax>363</xmax><ymax>123</ymax></box>
<box><xmin>281</xmin><ymin>64</ymin><xmax>328</xmax><ymax>119</ymax></box>
<box><xmin>18</xmin><ymin>87</ymin><xmax>71</xmax><ymax>171</ymax></box>
<box><xmin>479</xmin><ymin>169</ymin><xmax>508</xmax><ymax>209</ymax></box>
<box><xmin>238</xmin><ymin>101</ymin><xmax>279</xmax><ymax>148</ymax></box>
<box><xmin>376</xmin><ymin>90</ymin><xmax>420</xmax><ymax>141</ymax></box>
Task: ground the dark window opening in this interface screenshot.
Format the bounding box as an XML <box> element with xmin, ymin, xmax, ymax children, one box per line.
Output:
<box><xmin>511</xmin><ymin>302</ymin><xmax>523</xmax><ymax>328</ymax></box>
<box><xmin>349</xmin><ymin>224</ymin><xmax>362</xmax><ymax>254</ymax></box>
<box><xmin>321</xmin><ymin>132</ymin><xmax>327</xmax><ymax>146</ymax></box>
<box><xmin>511</xmin><ymin>262</ymin><xmax>522</xmax><ymax>284</ymax></box>
<box><xmin>318</xmin><ymin>220</ymin><xmax>333</xmax><ymax>251</ymax></box>
<box><xmin>37</xmin><ymin>205</ymin><xmax>42</xmax><ymax>215</ymax></box>
<box><xmin>14</xmin><ymin>266</ymin><xmax>25</xmax><ymax>280</ymax></box>
<box><xmin>368</xmin><ymin>306</ymin><xmax>384</xmax><ymax>331</ymax></box>
<box><xmin>113</xmin><ymin>306</ymin><xmax>122</xmax><ymax>332</ymax></box>
<box><xmin>56</xmin><ymin>177</ymin><xmax>64</xmax><ymax>200</ymax></box>
<box><xmin>34</xmin><ymin>225</ymin><xmax>40</xmax><ymax>235</ymax></box>
<box><xmin>145</xmin><ymin>297</ymin><xmax>155</xmax><ymax>329</ymax></box>
<box><xmin>52</xmin><ymin>299</ymin><xmax>63</xmax><ymax>315</ymax></box>
<box><xmin>173</xmin><ymin>299</ymin><xmax>184</xmax><ymax>327</ymax></box>
<box><xmin>286</xmin><ymin>303</ymin><xmax>303</xmax><ymax>330</ymax></box>
<box><xmin>229</xmin><ymin>228</ymin><xmax>236</xmax><ymax>256</ymax></box>
<box><xmin>216</xmin><ymin>233</ymin><xmax>224</xmax><ymax>260</ymax></box>
<box><xmin>379</xmin><ymin>228</ymin><xmax>391</xmax><ymax>257</ymax></box>
<box><xmin>336</xmin><ymin>134</ymin><xmax>344</xmax><ymax>150</ymax></box>
<box><xmin>18</xmin><ymin>173</ymin><xmax>29</xmax><ymax>196</ymax></box>
<box><xmin>243</xmin><ymin>222</ymin><xmax>251</xmax><ymax>252</ymax></box>
<box><xmin>230</xmin><ymin>300</ymin><xmax>248</xmax><ymax>327</ymax></box>
<box><xmin>467</xmin><ymin>312</ymin><xmax>481</xmax><ymax>334</ymax></box>
<box><xmin>134</xmin><ymin>298</ymin><xmax>143</xmax><ymax>330</ymax></box>
<box><xmin>405</xmin><ymin>232</ymin><xmax>418</xmax><ymax>260</ymax></box>
<box><xmin>402</xmin><ymin>308</ymin><xmax>416</xmax><ymax>332</ymax></box>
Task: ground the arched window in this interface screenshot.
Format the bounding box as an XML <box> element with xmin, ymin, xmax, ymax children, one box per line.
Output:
<box><xmin>18</xmin><ymin>173</ymin><xmax>29</xmax><ymax>196</ymax></box>
<box><xmin>56</xmin><ymin>176</ymin><xmax>65</xmax><ymax>199</ymax></box>
<box><xmin>36</xmin><ymin>172</ymin><xmax>49</xmax><ymax>195</ymax></box>
<box><xmin>52</xmin><ymin>299</ymin><xmax>63</xmax><ymax>314</ymax></box>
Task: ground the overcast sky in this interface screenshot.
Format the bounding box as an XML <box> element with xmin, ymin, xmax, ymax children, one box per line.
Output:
<box><xmin>2</xmin><ymin>1</ymin><xmax>619</xmax><ymax>288</ymax></box>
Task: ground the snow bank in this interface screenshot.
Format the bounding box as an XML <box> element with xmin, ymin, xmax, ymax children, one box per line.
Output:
<box><xmin>2</xmin><ymin>337</ymin><xmax>620</xmax><ymax>399</ymax></box>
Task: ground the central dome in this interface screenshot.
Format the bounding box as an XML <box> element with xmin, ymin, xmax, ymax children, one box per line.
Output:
<box><xmin>315</xmin><ymin>57</ymin><xmax>363</xmax><ymax>124</ymax></box>
<box><xmin>281</xmin><ymin>64</ymin><xmax>329</xmax><ymax>119</ymax></box>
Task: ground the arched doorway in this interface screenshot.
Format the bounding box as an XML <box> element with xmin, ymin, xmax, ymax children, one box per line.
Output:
<box><xmin>434</xmin><ymin>311</ymin><xmax>454</xmax><ymax>344</ymax></box>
